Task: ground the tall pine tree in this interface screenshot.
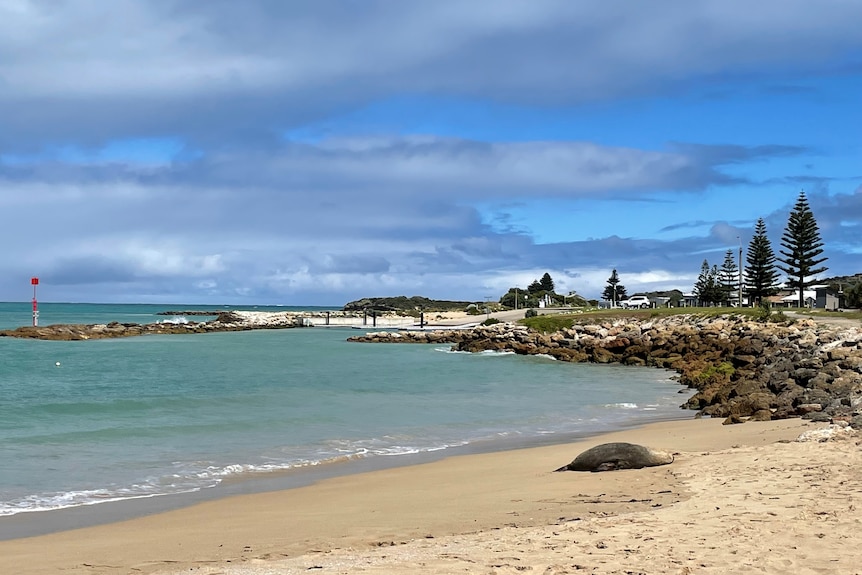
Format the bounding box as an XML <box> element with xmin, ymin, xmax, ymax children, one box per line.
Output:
<box><xmin>708</xmin><ymin>264</ymin><xmax>721</xmax><ymax>305</ymax></box>
<box><xmin>745</xmin><ymin>218</ymin><xmax>780</xmax><ymax>305</ymax></box>
<box><xmin>718</xmin><ymin>249</ymin><xmax>739</xmax><ymax>305</ymax></box>
<box><xmin>539</xmin><ymin>272</ymin><xmax>555</xmax><ymax>293</ymax></box>
<box><xmin>602</xmin><ymin>269</ymin><xmax>627</xmax><ymax>305</ymax></box>
<box><xmin>693</xmin><ymin>260</ymin><xmax>721</xmax><ymax>306</ymax></box>
<box><xmin>778</xmin><ymin>191</ymin><xmax>828</xmax><ymax>308</ymax></box>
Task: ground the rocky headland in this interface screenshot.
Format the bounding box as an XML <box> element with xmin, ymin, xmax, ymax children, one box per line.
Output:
<box><xmin>349</xmin><ymin>314</ymin><xmax>862</xmax><ymax>425</ymax></box>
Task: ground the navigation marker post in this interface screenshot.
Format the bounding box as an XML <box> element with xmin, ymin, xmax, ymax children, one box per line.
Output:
<box><xmin>31</xmin><ymin>277</ymin><xmax>39</xmax><ymax>326</ymax></box>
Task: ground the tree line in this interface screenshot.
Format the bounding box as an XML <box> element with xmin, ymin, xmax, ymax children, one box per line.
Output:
<box><xmin>694</xmin><ymin>191</ymin><xmax>831</xmax><ymax>306</ymax></box>
<box><xmin>499</xmin><ymin>191</ymin><xmax>854</xmax><ymax>311</ymax></box>
<box><xmin>499</xmin><ymin>272</ymin><xmax>590</xmax><ymax>309</ymax></box>
<box><xmin>604</xmin><ymin>191</ymin><xmax>836</xmax><ymax>308</ymax></box>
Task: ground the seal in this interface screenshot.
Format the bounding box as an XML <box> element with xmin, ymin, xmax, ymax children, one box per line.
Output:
<box><xmin>554</xmin><ymin>442</ymin><xmax>674</xmax><ymax>472</ymax></box>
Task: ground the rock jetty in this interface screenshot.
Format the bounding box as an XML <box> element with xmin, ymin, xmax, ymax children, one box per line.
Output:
<box><xmin>0</xmin><ymin>311</ymin><xmax>307</xmax><ymax>341</ymax></box>
<box><xmin>348</xmin><ymin>315</ymin><xmax>862</xmax><ymax>424</ymax></box>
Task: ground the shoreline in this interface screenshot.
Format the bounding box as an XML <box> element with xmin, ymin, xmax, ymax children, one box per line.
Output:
<box><xmin>3</xmin><ymin>310</ymin><xmax>861</xmax><ymax>573</ymax></box>
<box><xmin>0</xmin><ymin>396</ymin><xmax>695</xmax><ymax>541</ymax></box>
<box><xmin>1</xmin><ymin>417</ymin><xmax>850</xmax><ymax>575</ymax></box>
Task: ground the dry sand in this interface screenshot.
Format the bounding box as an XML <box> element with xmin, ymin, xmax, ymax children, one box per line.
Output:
<box><xmin>2</xmin><ymin>418</ymin><xmax>861</xmax><ymax>575</ymax></box>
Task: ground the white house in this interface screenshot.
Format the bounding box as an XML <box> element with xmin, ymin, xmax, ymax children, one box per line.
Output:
<box><xmin>780</xmin><ymin>290</ymin><xmax>817</xmax><ymax>308</ymax></box>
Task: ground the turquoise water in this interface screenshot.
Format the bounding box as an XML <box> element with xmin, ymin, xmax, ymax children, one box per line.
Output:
<box><xmin>0</xmin><ymin>302</ymin><xmax>691</xmax><ymax>521</ymax></box>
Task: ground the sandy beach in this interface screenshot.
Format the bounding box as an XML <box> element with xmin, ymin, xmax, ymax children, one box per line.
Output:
<box><xmin>3</xmin><ymin>417</ymin><xmax>860</xmax><ymax>574</ymax></box>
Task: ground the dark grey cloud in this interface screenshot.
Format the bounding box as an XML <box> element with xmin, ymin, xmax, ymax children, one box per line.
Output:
<box><xmin>2</xmin><ymin>136</ymin><xmax>742</xmax><ymax>197</ymax></box>
<box><xmin>303</xmin><ymin>253</ymin><xmax>391</xmax><ymax>275</ymax></box>
<box><xmin>1</xmin><ymin>0</ymin><xmax>860</xmax><ymax>150</ymax></box>
<box><xmin>44</xmin><ymin>257</ymin><xmax>139</xmax><ymax>286</ymax></box>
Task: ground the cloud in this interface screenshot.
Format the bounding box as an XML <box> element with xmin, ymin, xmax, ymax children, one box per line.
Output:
<box><xmin>0</xmin><ymin>136</ymin><xmax>775</xmax><ymax>287</ymax></box>
<box><xmin>670</xmin><ymin>143</ymin><xmax>810</xmax><ymax>166</ymax></box>
<box><xmin>0</xmin><ymin>1</ymin><xmax>860</xmax><ymax>305</ymax></box>
<box><xmin>2</xmin><ymin>1</ymin><xmax>861</xmax><ymax>150</ymax></box>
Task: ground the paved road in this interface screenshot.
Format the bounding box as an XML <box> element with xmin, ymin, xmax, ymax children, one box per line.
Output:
<box><xmin>784</xmin><ymin>311</ymin><xmax>861</xmax><ymax>328</ymax></box>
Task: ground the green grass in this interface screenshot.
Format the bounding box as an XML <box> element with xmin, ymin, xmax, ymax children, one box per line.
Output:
<box><xmin>521</xmin><ymin>306</ymin><xmax>764</xmax><ymax>332</ymax></box>
<box><xmin>519</xmin><ymin>305</ymin><xmax>862</xmax><ymax>333</ymax></box>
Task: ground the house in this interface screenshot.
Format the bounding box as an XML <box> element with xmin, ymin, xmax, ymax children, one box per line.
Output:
<box><xmin>681</xmin><ymin>293</ymin><xmax>699</xmax><ymax>307</ymax></box>
<box><xmin>771</xmin><ymin>285</ymin><xmax>843</xmax><ymax>309</ymax></box>
<box><xmin>814</xmin><ymin>285</ymin><xmax>844</xmax><ymax>310</ymax></box>
<box><xmin>780</xmin><ymin>290</ymin><xmax>817</xmax><ymax>308</ymax></box>
<box><xmin>763</xmin><ymin>287</ymin><xmax>800</xmax><ymax>308</ymax></box>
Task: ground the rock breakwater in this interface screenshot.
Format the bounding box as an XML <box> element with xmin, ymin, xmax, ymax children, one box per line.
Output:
<box><xmin>0</xmin><ymin>311</ymin><xmax>306</xmax><ymax>341</ymax></box>
<box><xmin>349</xmin><ymin>315</ymin><xmax>862</xmax><ymax>424</ymax></box>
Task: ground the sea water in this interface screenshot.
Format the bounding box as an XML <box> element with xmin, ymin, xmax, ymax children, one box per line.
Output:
<box><xmin>0</xmin><ymin>302</ymin><xmax>692</xmax><ymax>531</ymax></box>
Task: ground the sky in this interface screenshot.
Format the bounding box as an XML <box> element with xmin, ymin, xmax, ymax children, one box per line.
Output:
<box><xmin>1</xmin><ymin>1</ymin><xmax>861</xmax><ymax>306</ymax></box>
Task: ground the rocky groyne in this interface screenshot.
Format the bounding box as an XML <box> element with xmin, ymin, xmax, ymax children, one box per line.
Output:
<box><xmin>0</xmin><ymin>311</ymin><xmax>307</xmax><ymax>341</ymax></box>
<box><xmin>349</xmin><ymin>315</ymin><xmax>862</xmax><ymax>424</ymax></box>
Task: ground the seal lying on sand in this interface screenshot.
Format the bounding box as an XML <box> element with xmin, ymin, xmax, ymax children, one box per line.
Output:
<box><xmin>555</xmin><ymin>442</ymin><xmax>674</xmax><ymax>472</ymax></box>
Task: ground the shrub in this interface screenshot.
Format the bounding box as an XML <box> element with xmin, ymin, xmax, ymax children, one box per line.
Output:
<box><xmin>754</xmin><ymin>301</ymin><xmax>772</xmax><ymax>322</ymax></box>
<box><xmin>524</xmin><ymin>308</ymin><xmax>538</xmax><ymax>318</ymax></box>
<box><xmin>770</xmin><ymin>309</ymin><xmax>789</xmax><ymax>323</ymax></box>
<box><xmin>481</xmin><ymin>317</ymin><xmax>501</xmax><ymax>326</ymax></box>
<box><xmin>522</xmin><ymin>314</ymin><xmax>574</xmax><ymax>333</ymax></box>
<box><xmin>698</xmin><ymin>362</ymin><xmax>735</xmax><ymax>382</ymax></box>
<box><xmin>755</xmin><ymin>301</ymin><xmax>792</xmax><ymax>323</ymax></box>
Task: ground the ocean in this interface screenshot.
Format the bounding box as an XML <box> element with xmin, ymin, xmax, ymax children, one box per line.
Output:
<box><xmin>0</xmin><ymin>302</ymin><xmax>693</xmax><ymax>537</ymax></box>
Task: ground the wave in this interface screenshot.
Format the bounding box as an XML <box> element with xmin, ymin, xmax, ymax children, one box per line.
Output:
<box><xmin>0</xmin><ymin>483</ymin><xmax>203</xmax><ymax>517</ymax></box>
<box><xmin>0</xmin><ymin>438</ymin><xmax>473</xmax><ymax>517</ymax></box>
<box><xmin>433</xmin><ymin>348</ymin><xmax>516</xmax><ymax>357</ymax></box>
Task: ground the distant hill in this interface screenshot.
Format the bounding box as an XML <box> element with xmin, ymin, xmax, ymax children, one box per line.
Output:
<box><xmin>638</xmin><ymin>289</ymin><xmax>685</xmax><ymax>305</ymax></box>
<box><xmin>342</xmin><ymin>296</ymin><xmax>475</xmax><ymax>312</ymax></box>
<box><xmin>823</xmin><ymin>274</ymin><xmax>862</xmax><ymax>291</ymax></box>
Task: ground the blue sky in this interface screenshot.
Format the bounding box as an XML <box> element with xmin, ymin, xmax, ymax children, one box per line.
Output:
<box><xmin>1</xmin><ymin>1</ymin><xmax>860</xmax><ymax>305</ymax></box>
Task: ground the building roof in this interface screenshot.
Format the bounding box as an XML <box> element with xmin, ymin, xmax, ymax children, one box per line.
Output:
<box><xmin>781</xmin><ymin>290</ymin><xmax>816</xmax><ymax>302</ymax></box>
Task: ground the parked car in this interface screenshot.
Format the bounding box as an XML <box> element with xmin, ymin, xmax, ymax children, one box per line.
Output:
<box><xmin>620</xmin><ymin>295</ymin><xmax>651</xmax><ymax>309</ymax></box>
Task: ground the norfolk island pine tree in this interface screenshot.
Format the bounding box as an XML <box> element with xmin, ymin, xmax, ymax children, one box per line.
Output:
<box><xmin>602</xmin><ymin>269</ymin><xmax>627</xmax><ymax>305</ymax></box>
<box><xmin>745</xmin><ymin>218</ymin><xmax>780</xmax><ymax>306</ymax></box>
<box><xmin>718</xmin><ymin>249</ymin><xmax>739</xmax><ymax>305</ymax></box>
<box><xmin>778</xmin><ymin>191</ymin><xmax>828</xmax><ymax>308</ymax></box>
